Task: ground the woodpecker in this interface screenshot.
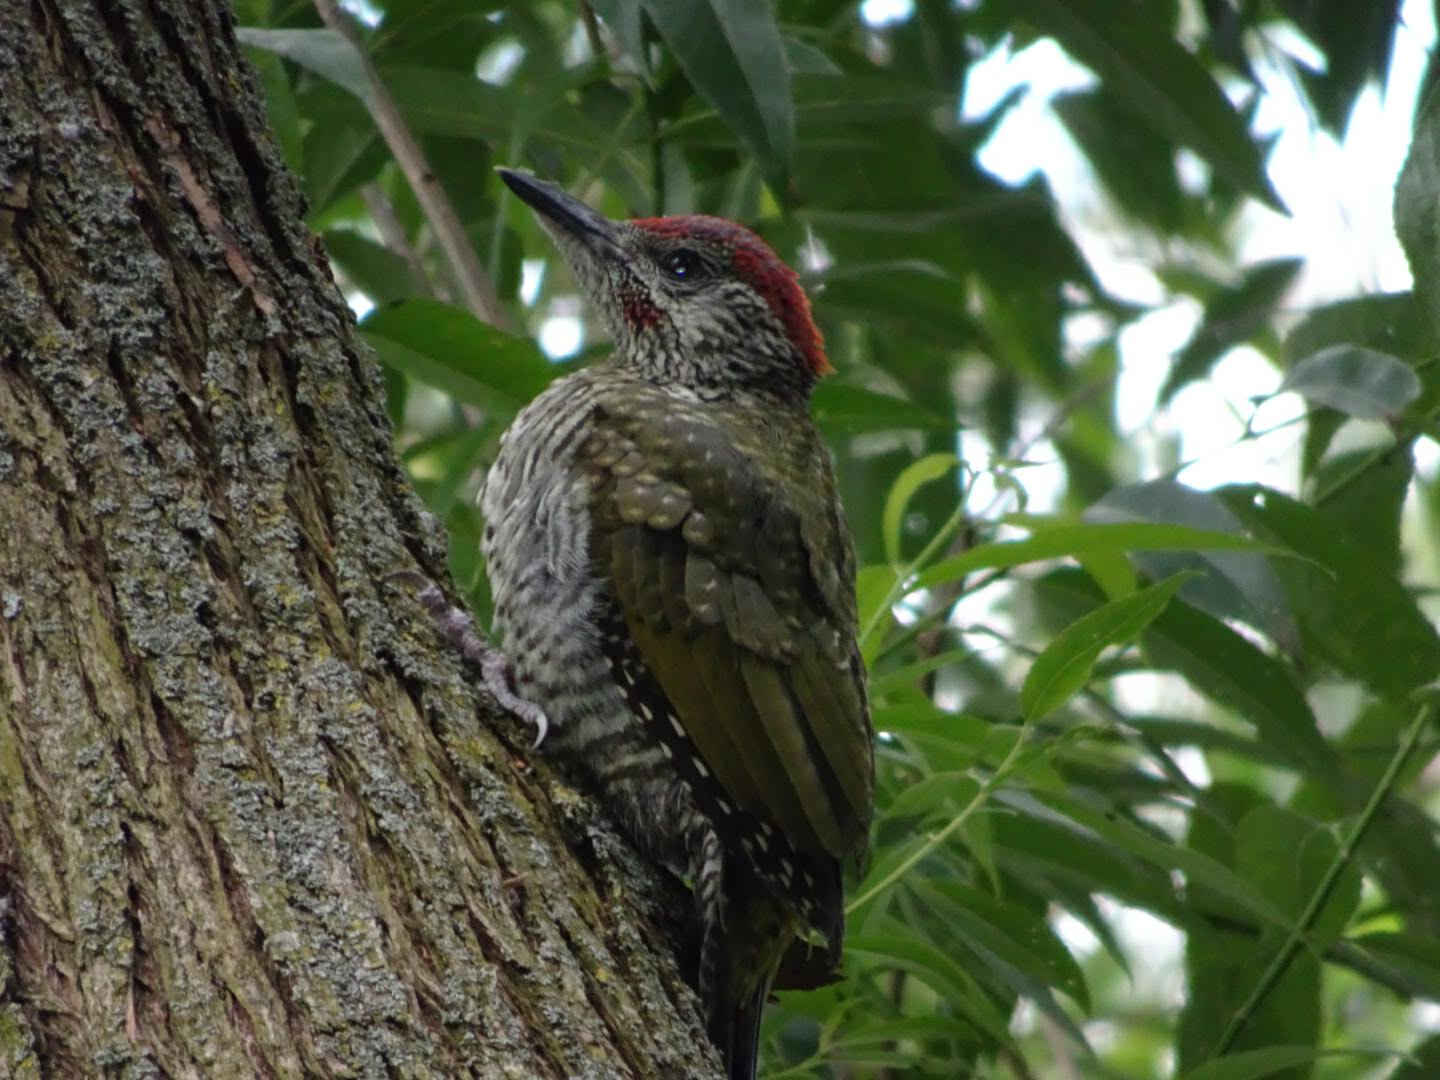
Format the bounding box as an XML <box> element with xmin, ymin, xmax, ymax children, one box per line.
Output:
<box><xmin>422</xmin><ymin>169</ymin><xmax>873</xmax><ymax>1080</ymax></box>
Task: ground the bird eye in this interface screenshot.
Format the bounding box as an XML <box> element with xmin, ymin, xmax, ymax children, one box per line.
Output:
<box><xmin>662</xmin><ymin>248</ymin><xmax>705</xmax><ymax>281</ymax></box>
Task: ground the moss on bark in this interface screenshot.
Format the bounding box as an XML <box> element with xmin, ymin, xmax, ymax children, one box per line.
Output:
<box><xmin>0</xmin><ymin>1</ymin><xmax>718</xmax><ymax>1076</ymax></box>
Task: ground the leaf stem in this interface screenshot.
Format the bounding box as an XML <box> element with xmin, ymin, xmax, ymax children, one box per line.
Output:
<box><xmin>859</xmin><ymin>500</ymin><xmax>970</xmax><ymax>653</ymax></box>
<box><xmin>845</xmin><ymin>712</ymin><xmax>1033</xmax><ymax>916</ymax></box>
<box><xmin>1209</xmin><ymin>700</ymin><xmax>1434</xmax><ymax>1058</ymax></box>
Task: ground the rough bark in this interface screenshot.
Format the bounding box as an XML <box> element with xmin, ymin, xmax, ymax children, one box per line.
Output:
<box><xmin>0</xmin><ymin>1</ymin><xmax>718</xmax><ymax>1076</ymax></box>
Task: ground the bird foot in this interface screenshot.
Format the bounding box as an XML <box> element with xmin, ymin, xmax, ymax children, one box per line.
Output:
<box><xmin>389</xmin><ymin>571</ymin><xmax>550</xmax><ymax>747</ymax></box>
<box><xmin>480</xmin><ymin>650</ymin><xmax>549</xmax><ymax>748</ymax></box>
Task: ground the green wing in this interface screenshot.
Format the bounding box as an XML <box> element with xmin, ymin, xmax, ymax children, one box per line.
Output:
<box><xmin>584</xmin><ymin>393</ymin><xmax>873</xmax><ymax>863</ymax></box>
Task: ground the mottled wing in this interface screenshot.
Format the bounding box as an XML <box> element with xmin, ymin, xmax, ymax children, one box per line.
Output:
<box><xmin>582</xmin><ymin>393</ymin><xmax>873</xmax><ymax>923</ymax></box>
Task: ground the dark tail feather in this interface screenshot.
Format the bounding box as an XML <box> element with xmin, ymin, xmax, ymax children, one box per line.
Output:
<box><xmin>713</xmin><ymin>983</ymin><xmax>766</xmax><ymax>1080</ymax></box>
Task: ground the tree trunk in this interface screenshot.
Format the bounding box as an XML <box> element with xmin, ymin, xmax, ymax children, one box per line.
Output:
<box><xmin>0</xmin><ymin>1</ymin><xmax>717</xmax><ymax>1076</ymax></box>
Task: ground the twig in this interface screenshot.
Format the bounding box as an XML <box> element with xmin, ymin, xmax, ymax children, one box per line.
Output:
<box><xmin>578</xmin><ymin>2</ymin><xmax>606</xmax><ymax>59</ymax></box>
<box><xmin>312</xmin><ymin>0</ymin><xmax>510</xmax><ymax>329</ymax></box>
<box><xmin>859</xmin><ymin>498</ymin><xmax>970</xmax><ymax>653</ymax></box>
<box><xmin>846</xmin><ymin>708</ymin><xmax>1035</xmax><ymax>915</ymax></box>
<box><xmin>1209</xmin><ymin>700</ymin><xmax>1435</xmax><ymax>1059</ymax></box>
<box><xmin>360</xmin><ymin>183</ymin><xmax>437</xmax><ymax>299</ymax></box>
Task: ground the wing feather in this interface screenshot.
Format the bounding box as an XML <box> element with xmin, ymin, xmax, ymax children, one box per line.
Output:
<box><xmin>586</xmin><ymin>392</ymin><xmax>872</xmax><ymax>883</ymax></box>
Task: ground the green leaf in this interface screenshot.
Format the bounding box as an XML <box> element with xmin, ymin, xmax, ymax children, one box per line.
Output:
<box><xmin>1391</xmin><ymin>1034</ymin><xmax>1440</xmax><ymax>1079</ymax></box>
<box><xmin>1181</xmin><ymin>1047</ymin><xmax>1386</xmax><ymax>1080</ymax></box>
<box><xmin>1054</xmin><ymin>87</ymin><xmax>1185</xmax><ymax>232</ymax></box>
<box><xmin>915</xmin><ymin>521</ymin><xmax>1274</xmax><ymax>591</ymax></box>
<box><xmin>1086</xmin><ymin>480</ymin><xmax>1297</xmax><ymax>650</ymax></box>
<box><xmin>1312</xmin><ymin>445</ymin><xmax>1413</xmax><ymax>577</ymax></box>
<box><xmin>236</xmin><ymin>27</ymin><xmax>370</xmax><ymax>103</ymax></box>
<box><xmin>360</xmin><ymin>299</ymin><xmax>556</xmax><ymax>418</ymax></box>
<box><xmin>1350</xmin><ymin>933</ymin><xmax>1440</xmax><ymax>999</ymax></box>
<box><xmin>1163</xmin><ymin>258</ymin><xmax>1304</xmax><ymax>402</ymax></box>
<box><xmin>1280</xmin><ymin>292</ymin><xmax>1427</xmax><ymax>467</ymax></box>
<box><xmin>882</xmin><ymin>453</ymin><xmax>959</xmax><ymax>565</ymax></box>
<box><xmin>323</xmin><ymin>230</ymin><xmax>430</xmax><ymax>306</ymax></box>
<box><xmin>1142</xmin><ymin>597</ymin><xmax>1336</xmax><ymax>777</ymax></box>
<box><xmin>916</xmin><ymin>879</ymin><xmax>1091</xmax><ymax>1013</ymax></box>
<box><xmin>847</xmin><ymin>927</ymin><xmax>1017</xmax><ymax>1048</ymax></box>
<box><xmin>871</xmin><ymin>702</ymin><xmax>987</xmax><ymax>739</ymax></box>
<box><xmin>1396</xmin><ymin>83</ymin><xmax>1440</xmax><ymax>333</ymax></box>
<box><xmin>1012</xmin><ymin>0</ymin><xmax>1285</xmax><ymax>213</ymax></box>
<box><xmin>1235</xmin><ymin>805</ymin><xmax>1360</xmax><ymax>949</ymax></box>
<box><xmin>1280</xmin><ymin>344</ymin><xmax>1422</xmax><ymax>419</ymax></box>
<box><xmin>246</xmin><ymin>49</ymin><xmax>304</xmax><ymax>175</ymax></box>
<box><xmin>1281</xmin><ymin>292</ymin><xmax>1426</xmax><ymax>369</ymax></box>
<box><xmin>814</xmin><ymin>261</ymin><xmax>980</xmax><ymax>348</ymax></box>
<box><xmin>782</xmin><ymin>37</ymin><xmax>841</xmax><ymax>76</ymax></box>
<box><xmin>995</xmin><ymin>804</ymin><xmax>1185</xmax><ymax>925</ymax></box>
<box><xmin>296</xmin><ymin>84</ymin><xmax>383</xmax><ymax>217</ymax></box>
<box><xmin>1020</xmin><ymin>572</ymin><xmax>1189</xmax><ymax>721</ymax></box>
<box><xmin>810</xmin><ymin>383</ymin><xmax>952</xmax><ymax>436</ymax></box>
<box><xmin>1010</xmin><ymin>789</ymin><xmax>1293</xmax><ymax>931</ymax></box>
<box><xmin>885</xmin><ymin>773</ymin><xmax>980</xmax><ymax>822</ymax></box>
<box><xmin>640</xmin><ymin>0</ymin><xmax>793</xmax><ymax>178</ymax></box>
<box><xmin>1284</xmin><ymin>0</ymin><xmax>1402</xmax><ymax>136</ymax></box>
<box><xmin>1219</xmin><ymin>484</ymin><xmax>1440</xmax><ymax>698</ymax></box>
<box><xmin>855</xmin><ymin>563</ymin><xmax>900</xmax><ymax>667</ymax></box>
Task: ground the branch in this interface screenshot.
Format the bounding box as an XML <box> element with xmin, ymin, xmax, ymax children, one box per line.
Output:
<box><xmin>312</xmin><ymin>0</ymin><xmax>511</xmax><ymax>329</ymax></box>
<box><xmin>1209</xmin><ymin>699</ymin><xmax>1435</xmax><ymax>1058</ymax></box>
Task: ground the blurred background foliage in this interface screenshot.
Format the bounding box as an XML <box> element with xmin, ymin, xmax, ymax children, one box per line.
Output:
<box><xmin>236</xmin><ymin>0</ymin><xmax>1440</xmax><ymax>1076</ymax></box>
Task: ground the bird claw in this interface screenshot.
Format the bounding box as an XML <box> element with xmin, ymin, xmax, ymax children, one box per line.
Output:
<box><xmin>482</xmin><ymin>650</ymin><xmax>549</xmax><ymax>748</ymax></box>
<box><xmin>392</xmin><ymin>569</ymin><xmax>551</xmax><ymax>748</ymax></box>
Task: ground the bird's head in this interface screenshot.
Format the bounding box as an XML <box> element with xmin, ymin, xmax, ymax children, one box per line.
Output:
<box><xmin>499</xmin><ymin>169</ymin><xmax>830</xmax><ymax>398</ymax></box>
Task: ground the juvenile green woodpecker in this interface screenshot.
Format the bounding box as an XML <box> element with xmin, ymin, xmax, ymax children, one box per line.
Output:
<box><xmin>420</xmin><ymin>170</ymin><xmax>874</xmax><ymax>1080</ymax></box>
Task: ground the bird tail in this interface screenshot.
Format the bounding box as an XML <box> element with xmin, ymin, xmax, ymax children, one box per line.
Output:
<box><xmin>711</xmin><ymin>982</ymin><xmax>766</xmax><ymax>1080</ymax></box>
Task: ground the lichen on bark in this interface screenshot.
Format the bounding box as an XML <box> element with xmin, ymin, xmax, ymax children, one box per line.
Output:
<box><xmin>0</xmin><ymin>1</ymin><xmax>719</xmax><ymax>1076</ymax></box>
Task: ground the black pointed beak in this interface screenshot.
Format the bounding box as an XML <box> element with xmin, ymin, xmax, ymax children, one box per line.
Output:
<box><xmin>497</xmin><ymin>168</ymin><xmax>626</xmax><ymax>264</ymax></box>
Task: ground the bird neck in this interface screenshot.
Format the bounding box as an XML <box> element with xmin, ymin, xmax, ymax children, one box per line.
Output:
<box><xmin>609</xmin><ymin>333</ymin><xmax>817</xmax><ymax>411</ymax></box>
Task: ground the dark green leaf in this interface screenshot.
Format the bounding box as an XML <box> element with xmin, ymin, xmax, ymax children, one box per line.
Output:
<box><xmin>810</xmin><ymin>382</ymin><xmax>952</xmax><ymax>436</ymax></box>
<box><xmin>1281</xmin><ymin>0</ymin><xmax>1402</xmax><ymax>135</ymax></box>
<box><xmin>847</xmin><ymin>927</ymin><xmax>1017</xmax><ymax>1048</ymax></box>
<box><xmin>1391</xmin><ymin>1034</ymin><xmax>1440</xmax><ymax>1079</ymax></box>
<box><xmin>641</xmin><ymin>0</ymin><xmax>793</xmax><ymax>178</ymax></box>
<box><xmin>1281</xmin><ymin>292</ymin><xmax>1427</xmax><ymax>369</ymax></box>
<box><xmin>884</xmin><ymin>773</ymin><xmax>979</xmax><ymax>821</ymax></box>
<box><xmin>323</xmin><ymin>230</ymin><xmax>431</xmax><ymax>306</ymax></box>
<box><xmin>916</xmin><ymin>521</ymin><xmax>1277</xmax><ymax>591</ymax></box>
<box><xmin>1141</xmin><ymin>597</ymin><xmax>1337</xmax><ymax>778</ymax></box>
<box><xmin>1219</xmin><ymin>484</ymin><xmax>1440</xmax><ymax>698</ymax></box>
<box><xmin>1350</xmin><ymin>933</ymin><xmax>1440</xmax><ymax>999</ymax></box>
<box><xmin>246</xmin><ymin>49</ymin><xmax>304</xmax><ymax>175</ymax></box>
<box><xmin>1396</xmin><ymin>84</ymin><xmax>1440</xmax><ymax>333</ymax></box>
<box><xmin>1312</xmin><ymin>445</ymin><xmax>1413</xmax><ymax>578</ymax></box>
<box><xmin>1021</xmin><ymin>571</ymin><xmax>1189</xmax><ymax>721</ymax></box>
<box><xmin>1163</xmin><ymin>258</ymin><xmax>1303</xmax><ymax>401</ymax></box>
<box><xmin>1003</xmin><ymin>789</ymin><xmax>1292</xmax><ymax>930</ymax></box>
<box><xmin>1281</xmin><ymin>345</ymin><xmax>1422</xmax><ymax>419</ymax></box>
<box><xmin>1012</xmin><ymin>0</ymin><xmax>1285</xmax><ymax>213</ymax></box>
<box><xmin>1235</xmin><ymin>804</ymin><xmax>1360</xmax><ymax>948</ymax></box>
<box><xmin>236</xmin><ymin>27</ymin><xmax>370</xmax><ymax>103</ymax></box>
<box><xmin>1086</xmin><ymin>480</ymin><xmax>1297</xmax><ymax>650</ymax></box>
<box><xmin>360</xmin><ymin>299</ymin><xmax>556</xmax><ymax>418</ymax></box>
<box><xmin>1181</xmin><ymin>1047</ymin><xmax>1387</xmax><ymax>1080</ymax></box>
<box><xmin>916</xmin><ymin>879</ymin><xmax>1091</xmax><ymax>1013</ymax></box>
<box><xmin>1054</xmin><ymin>87</ymin><xmax>1184</xmax><ymax>231</ymax></box>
